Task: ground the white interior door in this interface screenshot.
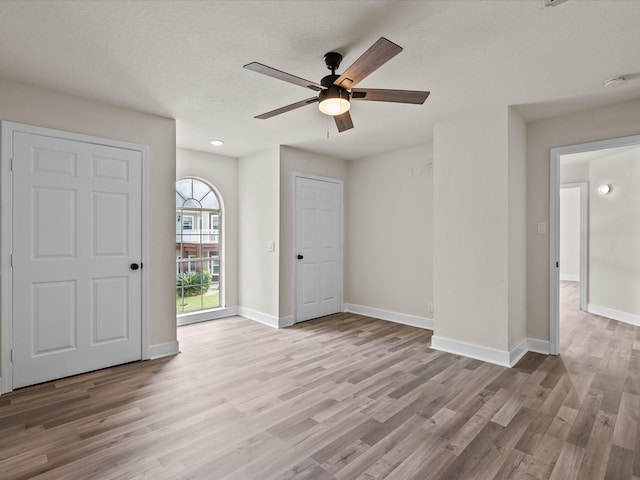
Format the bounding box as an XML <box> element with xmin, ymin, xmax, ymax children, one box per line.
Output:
<box><xmin>295</xmin><ymin>176</ymin><xmax>342</xmax><ymax>323</ymax></box>
<box><xmin>11</xmin><ymin>131</ymin><xmax>143</xmax><ymax>389</ymax></box>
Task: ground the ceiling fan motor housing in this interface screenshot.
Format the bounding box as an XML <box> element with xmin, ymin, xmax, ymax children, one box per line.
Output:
<box><xmin>321</xmin><ymin>73</ymin><xmax>341</xmax><ymax>88</ymax></box>
<box><xmin>323</xmin><ymin>51</ymin><xmax>343</xmax><ymax>72</ymax></box>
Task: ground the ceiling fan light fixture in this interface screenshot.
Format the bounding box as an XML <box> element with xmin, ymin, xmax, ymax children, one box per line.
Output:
<box><xmin>318</xmin><ymin>87</ymin><xmax>350</xmax><ymax>116</ymax></box>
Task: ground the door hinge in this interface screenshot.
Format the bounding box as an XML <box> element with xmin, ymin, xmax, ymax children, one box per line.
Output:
<box><xmin>10</xmin><ymin>157</ymin><xmax>14</xmax><ymax>171</ymax></box>
<box><xmin>11</xmin><ymin>349</ymin><xmax>14</xmax><ymax>362</ymax></box>
<box><xmin>10</xmin><ymin>254</ymin><xmax>14</xmax><ymax>267</ymax></box>
<box><xmin>556</xmin><ymin>261</ymin><xmax>559</xmax><ymax>268</ymax></box>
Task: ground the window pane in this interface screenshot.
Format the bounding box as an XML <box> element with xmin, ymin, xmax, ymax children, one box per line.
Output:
<box><xmin>200</xmin><ymin>192</ymin><xmax>219</xmax><ymax>209</ymax></box>
<box><xmin>183</xmin><ymin>199</ymin><xmax>200</xmax><ymax>209</ymax></box>
<box><xmin>182</xmin><ymin>216</ymin><xmax>194</xmax><ymax>230</ymax></box>
<box><xmin>176</xmin><ymin>179</ymin><xmax>192</xmax><ymax>200</ymax></box>
<box><xmin>176</xmin><ymin>178</ymin><xmax>222</xmax><ymax>315</ymax></box>
<box><xmin>192</xmin><ymin>179</ymin><xmax>212</xmax><ymax>202</ymax></box>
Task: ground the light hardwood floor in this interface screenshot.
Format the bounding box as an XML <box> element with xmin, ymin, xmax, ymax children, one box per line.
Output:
<box><xmin>1</xmin><ymin>282</ymin><xmax>639</xmax><ymax>479</ymax></box>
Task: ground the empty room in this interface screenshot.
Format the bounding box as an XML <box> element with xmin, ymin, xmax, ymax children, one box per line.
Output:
<box><xmin>1</xmin><ymin>1</ymin><xmax>640</xmax><ymax>479</ymax></box>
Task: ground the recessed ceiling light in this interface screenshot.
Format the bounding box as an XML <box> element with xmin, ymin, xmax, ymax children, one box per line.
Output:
<box><xmin>210</xmin><ymin>139</ymin><xmax>224</xmax><ymax>146</ymax></box>
<box><xmin>604</xmin><ymin>76</ymin><xmax>628</xmax><ymax>88</ymax></box>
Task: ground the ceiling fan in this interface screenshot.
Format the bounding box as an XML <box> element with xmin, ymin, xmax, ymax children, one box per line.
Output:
<box><xmin>243</xmin><ymin>37</ymin><xmax>430</xmax><ymax>133</ymax></box>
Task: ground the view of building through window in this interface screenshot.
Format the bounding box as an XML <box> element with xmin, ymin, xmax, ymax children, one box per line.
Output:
<box><xmin>176</xmin><ymin>178</ymin><xmax>221</xmax><ymax>314</ymax></box>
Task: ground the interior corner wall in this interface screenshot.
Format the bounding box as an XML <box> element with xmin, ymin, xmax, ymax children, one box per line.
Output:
<box><xmin>176</xmin><ymin>148</ymin><xmax>239</xmax><ymax>308</ymax></box>
<box><xmin>346</xmin><ymin>144</ymin><xmax>434</xmax><ymax>321</ymax></box>
<box><xmin>433</xmin><ymin>108</ymin><xmax>510</xmax><ymax>352</ymax></box>
<box><xmin>238</xmin><ymin>147</ymin><xmax>280</xmax><ymax>319</ymax></box>
<box><xmin>507</xmin><ymin>108</ymin><xmax>527</xmax><ymax>349</ymax></box>
<box><xmin>526</xmin><ymin>97</ymin><xmax>640</xmax><ymax>341</ymax></box>
<box><xmin>278</xmin><ymin>146</ymin><xmax>347</xmax><ymax>321</ymax></box>
<box><xmin>0</xmin><ymin>79</ymin><xmax>177</xmax><ymax>360</ymax></box>
<box><xmin>588</xmin><ymin>149</ymin><xmax>640</xmax><ymax>317</ymax></box>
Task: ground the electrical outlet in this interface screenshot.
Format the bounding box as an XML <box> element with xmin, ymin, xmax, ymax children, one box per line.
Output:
<box><xmin>428</xmin><ymin>303</ymin><xmax>434</xmax><ymax>313</ymax></box>
<box><xmin>537</xmin><ymin>222</ymin><xmax>547</xmax><ymax>234</ymax></box>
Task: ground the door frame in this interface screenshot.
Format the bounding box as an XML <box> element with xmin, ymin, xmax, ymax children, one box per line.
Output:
<box><xmin>549</xmin><ymin>133</ymin><xmax>640</xmax><ymax>355</ymax></box>
<box><xmin>292</xmin><ymin>172</ymin><xmax>344</xmax><ymax>324</ymax></box>
<box><xmin>559</xmin><ymin>182</ymin><xmax>588</xmax><ymax>312</ymax></box>
<box><xmin>1</xmin><ymin>121</ymin><xmax>150</xmax><ymax>394</ymax></box>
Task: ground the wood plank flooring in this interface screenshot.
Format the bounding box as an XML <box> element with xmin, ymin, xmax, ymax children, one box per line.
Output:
<box><xmin>1</xmin><ymin>281</ymin><xmax>639</xmax><ymax>479</ymax></box>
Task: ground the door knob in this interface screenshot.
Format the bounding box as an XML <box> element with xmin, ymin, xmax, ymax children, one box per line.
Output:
<box><xmin>297</xmin><ymin>254</ymin><xmax>303</xmax><ymax>260</ymax></box>
<box><xmin>130</xmin><ymin>263</ymin><xmax>140</xmax><ymax>270</ymax></box>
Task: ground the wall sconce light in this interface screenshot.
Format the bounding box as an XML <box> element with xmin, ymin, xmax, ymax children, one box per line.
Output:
<box><xmin>597</xmin><ymin>184</ymin><xmax>611</xmax><ymax>195</ymax></box>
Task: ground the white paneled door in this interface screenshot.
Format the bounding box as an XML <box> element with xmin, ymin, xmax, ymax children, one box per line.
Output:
<box><xmin>11</xmin><ymin>132</ymin><xmax>143</xmax><ymax>389</ymax></box>
<box><xmin>295</xmin><ymin>176</ymin><xmax>342</xmax><ymax>323</ymax></box>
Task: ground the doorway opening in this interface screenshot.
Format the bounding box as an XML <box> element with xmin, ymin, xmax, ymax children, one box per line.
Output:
<box><xmin>549</xmin><ymin>134</ymin><xmax>640</xmax><ymax>354</ymax></box>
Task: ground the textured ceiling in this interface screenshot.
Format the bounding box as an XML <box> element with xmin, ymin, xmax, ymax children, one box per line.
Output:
<box><xmin>0</xmin><ymin>0</ymin><xmax>639</xmax><ymax>160</ymax></box>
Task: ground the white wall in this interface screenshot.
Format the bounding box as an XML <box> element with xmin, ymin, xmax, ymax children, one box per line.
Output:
<box><xmin>433</xmin><ymin>108</ymin><xmax>510</xmax><ymax>351</ymax></box>
<box><xmin>433</xmin><ymin>107</ymin><xmax>528</xmax><ymax>359</ymax></box>
<box><xmin>507</xmin><ymin>108</ymin><xmax>527</xmax><ymax>350</ymax></box>
<box><xmin>560</xmin><ymin>162</ymin><xmax>589</xmax><ymax>184</ymax></box>
<box><xmin>238</xmin><ymin>147</ymin><xmax>280</xmax><ymax>319</ymax></box>
<box><xmin>526</xmin><ymin>97</ymin><xmax>640</xmax><ymax>340</ymax></box>
<box><xmin>559</xmin><ymin>187</ymin><xmax>581</xmax><ymax>281</ymax></box>
<box><xmin>0</xmin><ymin>79</ymin><xmax>176</xmax><ymax>364</ymax></box>
<box><xmin>589</xmin><ymin>149</ymin><xmax>640</xmax><ymax>317</ymax></box>
<box><xmin>279</xmin><ymin>146</ymin><xmax>347</xmax><ymax>322</ymax></box>
<box><xmin>346</xmin><ymin>144</ymin><xmax>433</xmax><ymax>321</ymax></box>
<box><xmin>176</xmin><ymin>148</ymin><xmax>239</xmax><ymax>308</ymax></box>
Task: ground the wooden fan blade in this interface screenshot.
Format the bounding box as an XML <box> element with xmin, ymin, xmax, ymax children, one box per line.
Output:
<box><xmin>254</xmin><ymin>97</ymin><xmax>319</xmax><ymax>119</ymax></box>
<box><xmin>351</xmin><ymin>88</ymin><xmax>430</xmax><ymax>104</ymax></box>
<box><xmin>244</xmin><ymin>62</ymin><xmax>324</xmax><ymax>91</ymax></box>
<box><xmin>334</xmin><ymin>37</ymin><xmax>403</xmax><ymax>89</ymax></box>
<box><xmin>334</xmin><ymin>111</ymin><xmax>354</xmax><ymax>133</ymax></box>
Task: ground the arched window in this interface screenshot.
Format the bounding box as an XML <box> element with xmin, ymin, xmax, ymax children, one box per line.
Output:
<box><xmin>176</xmin><ymin>178</ymin><xmax>222</xmax><ymax>314</ymax></box>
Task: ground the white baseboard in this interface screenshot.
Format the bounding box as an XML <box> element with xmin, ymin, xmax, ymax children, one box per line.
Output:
<box><xmin>237</xmin><ymin>307</ymin><xmax>280</xmax><ymax>329</ymax></box>
<box><xmin>526</xmin><ymin>338</ymin><xmax>550</xmax><ymax>355</ymax></box>
<box><xmin>431</xmin><ymin>335</ymin><xmax>511</xmax><ymax>367</ymax></box>
<box><xmin>559</xmin><ymin>274</ymin><xmax>579</xmax><ymax>282</ymax></box>
<box><xmin>509</xmin><ymin>338</ymin><xmax>529</xmax><ymax>366</ymax></box>
<box><xmin>588</xmin><ymin>303</ymin><xmax>640</xmax><ymax>327</ymax></box>
<box><xmin>279</xmin><ymin>315</ymin><xmax>295</xmax><ymax>328</ymax></box>
<box><xmin>148</xmin><ymin>340</ymin><xmax>180</xmax><ymax>359</ymax></box>
<box><xmin>431</xmin><ymin>336</ymin><xmax>551</xmax><ymax>368</ymax></box>
<box><xmin>177</xmin><ymin>306</ymin><xmax>239</xmax><ymax>326</ymax></box>
<box><xmin>343</xmin><ymin>303</ymin><xmax>433</xmax><ymax>330</ymax></box>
